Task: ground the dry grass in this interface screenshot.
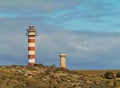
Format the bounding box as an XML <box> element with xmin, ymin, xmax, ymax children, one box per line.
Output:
<box><xmin>74</xmin><ymin>70</ymin><xmax>120</xmax><ymax>77</ymax></box>
<box><xmin>0</xmin><ymin>66</ymin><xmax>120</xmax><ymax>87</ymax></box>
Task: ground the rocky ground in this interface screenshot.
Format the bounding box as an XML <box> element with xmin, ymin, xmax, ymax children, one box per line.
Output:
<box><xmin>0</xmin><ymin>65</ymin><xmax>120</xmax><ymax>88</ymax></box>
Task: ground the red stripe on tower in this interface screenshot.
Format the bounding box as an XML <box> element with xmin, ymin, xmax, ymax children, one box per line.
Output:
<box><xmin>28</xmin><ymin>47</ymin><xmax>35</xmax><ymax>51</ymax></box>
<box><xmin>28</xmin><ymin>55</ymin><xmax>35</xmax><ymax>58</ymax></box>
<box><xmin>28</xmin><ymin>38</ymin><xmax>35</xmax><ymax>43</ymax></box>
<box><xmin>26</xmin><ymin>25</ymin><xmax>37</xmax><ymax>66</ymax></box>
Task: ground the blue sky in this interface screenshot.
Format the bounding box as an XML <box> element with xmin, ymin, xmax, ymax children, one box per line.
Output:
<box><xmin>0</xmin><ymin>0</ymin><xmax>120</xmax><ymax>70</ymax></box>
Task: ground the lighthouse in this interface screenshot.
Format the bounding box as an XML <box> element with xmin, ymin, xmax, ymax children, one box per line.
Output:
<box><xmin>26</xmin><ymin>25</ymin><xmax>37</xmax><ymax>66</ymax></box>
<box><xmin>59</xmin><ymin>53</ymin><xmax>67</xmax><ymax>68</ymax></box>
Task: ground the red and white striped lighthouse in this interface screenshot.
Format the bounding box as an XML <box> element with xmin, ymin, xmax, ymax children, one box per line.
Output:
<box><xmin>26</xmin><ymin>25</ymin><xmax>37</xmax><ymax>66</ymax></box>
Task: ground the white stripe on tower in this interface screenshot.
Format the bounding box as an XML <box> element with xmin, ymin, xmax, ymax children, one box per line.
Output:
<box><xmin>26</xmin><ymin>25</ymin><xmax>37</xmax><ymax>66</ymax></box>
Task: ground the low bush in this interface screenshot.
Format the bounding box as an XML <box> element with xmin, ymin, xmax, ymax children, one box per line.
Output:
<box><xmin>104</xmin><ymin>72</ymin><xmax>115</xmax><ymax>79</ymax></box>
<box><xmin>34</xmin><ymin>63</ymin><xmax>44</xmax><ymax>66</ymax></box>
<box><xmin>116</xmin><ymin>72</ymin><xmax>120</xmax><ymax>78</ymax></box>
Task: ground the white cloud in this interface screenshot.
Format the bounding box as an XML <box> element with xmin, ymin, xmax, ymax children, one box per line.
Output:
<box><xmin>0</xmin><ymin>0</ymin><xmax>82</xmax><ymax>13</ymax></box>
<box><xmin>69</xmin><ymin>35</ymin><xmax>120</xmax><ymax>52</ymax></box>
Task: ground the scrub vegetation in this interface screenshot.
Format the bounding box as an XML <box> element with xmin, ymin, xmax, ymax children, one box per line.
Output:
<box><xmin>0</xmin><ymin>65</ymin><xmax>120</xmax><ymax>88</ymax></box>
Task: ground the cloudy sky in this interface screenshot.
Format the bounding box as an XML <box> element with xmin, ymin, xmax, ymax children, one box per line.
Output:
<box><xmin>0</xmin><ymin>0</ymin><xmax>120</xmax><ymax>70</ymax></box>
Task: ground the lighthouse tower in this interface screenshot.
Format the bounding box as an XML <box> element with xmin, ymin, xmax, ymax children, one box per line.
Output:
<box><xmin>59</xmin><ymin>53</ymin><xmax>67</xmax><ymax>68</ymax></box>
<box><xmin>26</xmin><ymin>25</ymin><xmax>37</xmax><ymax>66</ymax></box>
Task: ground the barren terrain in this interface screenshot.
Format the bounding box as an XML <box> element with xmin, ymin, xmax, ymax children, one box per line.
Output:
<box><xmin>0</xmin><ymin>65</ymin><xmax>120</xmax><ymax>88</ymax></box>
